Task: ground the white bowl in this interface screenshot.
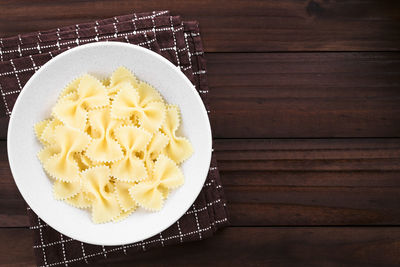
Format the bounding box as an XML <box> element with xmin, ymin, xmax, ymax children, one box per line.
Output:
<box><xmin>7</xmin><ymin>42</ymin><xmax>212</xmax><ymax>246</ymax></box>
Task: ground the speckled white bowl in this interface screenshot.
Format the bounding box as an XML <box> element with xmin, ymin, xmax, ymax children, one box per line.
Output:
<box><xmin>7</xmin><ymin>42</ymin><xmax>212</xmax><ymax>246</ymax></box>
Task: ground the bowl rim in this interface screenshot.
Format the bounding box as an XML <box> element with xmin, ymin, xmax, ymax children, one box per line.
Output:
<box><xmin>7</xmin><ymin>41</ymin><xmax>212</xmax><ymax>245</ymax></box>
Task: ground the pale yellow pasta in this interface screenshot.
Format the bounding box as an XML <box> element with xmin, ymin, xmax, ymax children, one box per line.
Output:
<box><xmin>80</xmin><ymin>152</ymin><xmax>94</xmax><ymax>168</ymax></box>
<box><xmin>38</xmin><ymin>145</ymin><xmax>59</xmax><ymax>164</ymax></box>
<box><xmin>40</xmin><ymin>118</ymin><xmax>63</xmax><ymax>144</ymax></box>
<box><xmin>42</xmin><ymin>125</ymin><xmax>91</xmax><ymax>182</ymax></box>
<box><xmin>53</xmin><ymin>180</ymin><xmax>81</xmax><ymax>200</ymax></box>
<box><xmin>129</xmin><ymin>155</ymin><xmax>184</xmax><ymax>211</ymax></box>
<box><xmin>111</xmin><ymin>126</ymin><xmax>151</xmax><ymax>182</ymax></box>
<box><xmin>143</xmin><ymin>131</ymin><xmax>169</xmax><ymax>171</ymax></box>
<box><xmin>73</xmin><ymin>152</ymin><xmax>93</xmax><ymax>171</ymax></box>
<box><xmin>136</xmin><ymin>81</ymin><xmax>164</xmax><ymax>106</ymax></box>
<box><xmin>111</xmin><ymin>82</ymin><xmax>166</xmax><ymax>133</ymax></box>
<box><xmin>112</xmin><ymin>207</ymin><xmax>136</xmax><ymax>223</ymax></box>
<box><xmin>85</xmin><ymin>107</ymin><xmax>124</xmax><ymax>163</ymax></box>
<box><xmin>162</xmin><ymin>105</ymin><xmax>193</xmax><ymax>164</ymax></box>
<box><xmin>108</xmin><ymin>66</ymin><xmax>139</xmax><ymax>96</ymax></box>
<box><xmin>34</xmin><ymin>119</ymin><xmax>51</xmax><ymax>145</ymax></box>
<box><xmin>114</xmin><ymin>180</ymin><xmax>138</xmax><ymax>212</ymax></box>
<box><xmin>65</xmin><ymin>192</ymin><xmax>92</xmax><ymax>209</ymax></box>
<box><xmin>82</xmin><ymin>166</ymin><xmax>121</xmax><ymax>223</ymax></box>
<box><xmin>35</xmin><ymin>67</ymin><xmax>193</xmax><ymax>223</ymax></box>
<box><xmin>59</xmin><ymin>77</ymin><xmax>81</xmax><ymax>99</ymax></box>
<box><xmin>53</xmin><ymin>75</ymin><xmax>109</xmax><ymax>130</ymax></box>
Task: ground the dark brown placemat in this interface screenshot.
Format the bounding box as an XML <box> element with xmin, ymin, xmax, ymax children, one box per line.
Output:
<box><xmin>0</xmin><ymin>11</ymin><xmax>178</xmax><ymax>137</ymax></box>
<box><xmin>1</xmin><ymin>11</ymin><xmax>228</xmax><ymax>267</ymax></box>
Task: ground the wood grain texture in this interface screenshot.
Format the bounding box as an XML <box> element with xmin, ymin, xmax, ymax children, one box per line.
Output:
<box><xmin>1</xmin><ymin>52</ymin><xmax>399</xmax><ymax>140</ymax></box>
<box><xmin>217</xmin><ymin>139</ymin><xmax>400</xmax><ymax>225</ymax></box>
<box><xmin>1</xmin><ymin>1</ymin><xmax>400</xmax><ymax>265</ymax></box>
<box><xmin>207</xmin><ymin>52</ymin><xmax>400</xmax><ymax>138</ymax></box>
<box><xmin>1</xmin><ymin>227</ymin><xmax>400</xmax><ymax>267</ymax></box>
<box><xmin>0</xmin><ymin>0</ymin><xmax>399</xmax><ymax>52</ymax></box>
<box><xmin>0</xmin><ymin>228</ymin><xmax>35</xmax><ymax>266</ymax></box>
<box><xmin>2</xmin><ymin>139</ymin><xmax>400</xmax><ymax>227</ymax></box>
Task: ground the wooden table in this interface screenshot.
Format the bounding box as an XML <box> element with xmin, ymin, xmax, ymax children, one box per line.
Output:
<box><xmin>1</xmin><ymin>1</ymin><xmax>400</xmax><ymax>266</ymax></box>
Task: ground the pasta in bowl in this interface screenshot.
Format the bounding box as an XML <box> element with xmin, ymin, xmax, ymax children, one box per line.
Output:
<box><xmin>8</xmin><ymin>42</ymin><xmax>211</xmax><ymax>245</ymax></box>
<box><xmin>35</xmin><ymin>67</ymin><xmax>193</xmax><ymax>223</ymax></box>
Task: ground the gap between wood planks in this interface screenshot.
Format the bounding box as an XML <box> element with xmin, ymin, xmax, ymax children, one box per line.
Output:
<box><xmin>1</xmin><ymin>0</ymin><xmax>399</xmax><ymax>52</ymax></box>
<box><xmin>1</xmin><ymin>51</ymin><xmax>400</xmax><ymax>139</ymax></box>
<box><xmin>1</xmin><ymin>138</ymin><xmax>399</xmax><ymax>227</ymax></box>
<box><xmin>1</xmin><ymin>227</ymin><xmax>400</xmax><ymax>266</ymax></box>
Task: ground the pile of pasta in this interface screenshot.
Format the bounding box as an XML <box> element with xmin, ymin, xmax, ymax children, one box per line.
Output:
<box><xmin>34</xmin><ymin>67</ymin><xmax>193</xmax><ymax>223</ymax></box>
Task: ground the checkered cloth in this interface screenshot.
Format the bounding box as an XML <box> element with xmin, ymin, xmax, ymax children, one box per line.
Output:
<box><xmin>1</xmin><ymin>11</ymin><xmax>229</xmax><ymax>266</ymax></box>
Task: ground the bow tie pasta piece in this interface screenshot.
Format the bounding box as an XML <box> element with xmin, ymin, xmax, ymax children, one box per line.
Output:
<box><xmin>162</xmin><ymin>105</ymin><xmax>193</xmax><ymax>164</ymax></box>
<box><xmin>111</xmin><ymin>83</ymin><xmax>166</xmax><ymax>133</ymax></box>
<box><xmin>85</xmin><ymin>107</ymin><xmax>124</xmax><ymax>163</ymax></box>
<box><xmin>147</xmin><ymin>131</ymin><xmax>169</xmax><ymax>159</ymax></box>
<box><xmin>130</xmin><ymin>182</ymin><xmax>163</xmax><ymax>211</ymax></box>
<box><xmin>111</xmin><ymin>126</ymin><xmax>151</xmax><ymax>182</ymax></box>
<box><xmin>52</xmin><ymin>92</ymin><xmax>86</xmax><ymax>130</ymax></box>
<box><xmin>53</xmin><ymin>75</ymin><xmax>109</xmax><ymax>130</ymax></box>
<box><xmin>59</xmin><ymin>77</ymin><xmax>81</xmax><ymax>99</ymax></box>
<box><xmin>34</xmin><ymin>119</ymin><xmax>51</xmax><ymax>145</ymax></box>
<box><xmin>129</xmin><ymin>155</ymin><xmax>184</xmax><ymax>211</ymax></box>
<box><xmin>114</xmin><ymin>180</ymin><xmax>138</xmax><ymax>212</ymax></box>
<box><xmin>137</xmin><ymin>81</ymin><xmax>164</xmax><ymax>106</ymax></box>
<box><xmin>108</xmin><ymin>66</ymin><xmax>140</xmax><ymax>96</ymax></box>
<box><xmin>81</xmin><ymin>166</ymin><xmax>121</xmax><ymax>223</ymax></box>
<box><xmin>53</xmin><ymin>180</ymin><xmax>81</xmax><ymax>200</ymax></box>
<box><xmin>142</xmin><ymin>131</ymin><xmax>169</xmax><ymax>171</ymax></box>
<box><xmin>38</xmin><ymin>145</ymin><xmax>60</xmax><ymax>165</ymax></box>
<box><xmin>112</xmin><ymin>207</ymin><xmax>136</xmax><ymax>222</ymax></box>
<box><xmin>112</xmin><ymin>201</ymin><xmax>139</xmax><ymax>222</ymax></box>
<box><xmin>77</xmin><ymin>75</ymin><xmax>110</xmax><ymax>108</ymax></box>
<box><xmin>42</xmin><ymin>125</ymin><xmax>91</xmax><ymax>182</ymax></box>
<box><xmin>65</xmin><ymin>192</ymin><xmax>93</xmax><ymax>209</ymax></box>
<box><xmin>35</xmin><ymin>118</ymin><xmax>63</xmax><ymax>145</ymax></box>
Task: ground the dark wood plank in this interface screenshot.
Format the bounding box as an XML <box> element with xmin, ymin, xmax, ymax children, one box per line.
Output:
<box><xmin>1</xmin><ymin>52</ymin><xmax>399</xmax><ymax>140</ymax></box>
<box><xmin>0</xmin><ymin>140</ymin><xmax>29</xmax><ymax>227</ymax></box>
<box><xmin>2</xmin><ymin>139</ymin><xmax>400</xmax><ymax>227</ymax></box>
<box><xmin>1</xmin><ymin>227</ymin><xmax>400</xmax><ymax>266</ymax></box>
<box><xmin>218</xmin><ymin>139</ymin><xmax>400</xmax><ymax>225</ymax></box>
<box><xmin>0</xmin><ymin>228</ymin><xmax>35</xmax><ymax>267</ymax></box>
<box><xmin>0</xmin><ymin>0</ymin><xmax>399</xmax><ymax>52</ymax></box>
<box><xmin>207</xmin><ymin>52</ymin><xmax>400</xmax><ymax>138</ymax></box>
<box><xmin>220</xmin><ymin>139</ymin><xmax>400</xmax><ymax>226</ymax></box>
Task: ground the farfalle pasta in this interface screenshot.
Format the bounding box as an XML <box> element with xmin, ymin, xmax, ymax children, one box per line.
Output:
<box><xmin>35</xmin><ymin>67</ymin><xmax>193</xmax><ymax>223</ymax></box>
<box><xmin>111</xmin><ymin>126</ymin><xmax>151</xmax><ymax>182</ymax></box>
